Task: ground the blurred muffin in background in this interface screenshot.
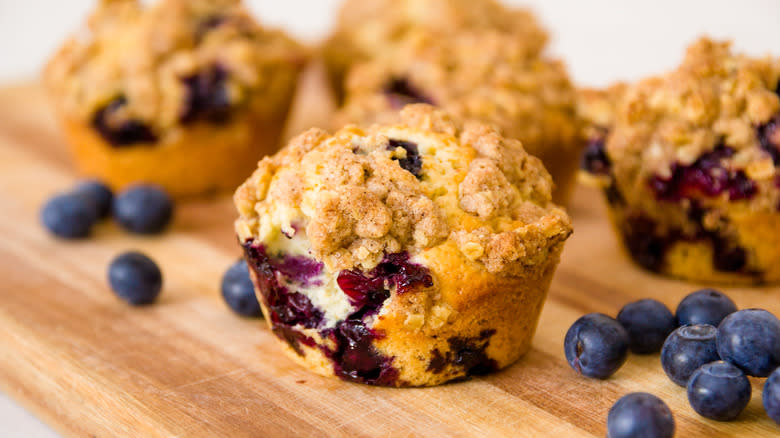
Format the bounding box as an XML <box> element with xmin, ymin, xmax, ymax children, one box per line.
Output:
<box><xmin>334</xmin><ymin>30</ymin><xmax>582</xmax><ymax>204</ymax></box>
<box><xmin>580</xmin><ymin>37</ymin><xmax>780</xmax><ymax>284</ymax></box>
<box><xmin>321</xmin><ymin>0</ymin><xmax>548</xmax><ymax>103</ymax></box>
<box><xmin>44</xmin><ymin>0</ymin><xmax>306</xmax><ymax>197</ymax></box>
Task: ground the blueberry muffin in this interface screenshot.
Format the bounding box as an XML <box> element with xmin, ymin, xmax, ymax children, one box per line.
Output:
<box><xmin>580</xmin><ymin>38</ymin><xmax>780</xmax><ymax>284</ymax></box>
<box><xmin>44</xmin><ymin>0</ymin><xmax>306</xmax><ymax>197</ymax></box>
<box><xmin>334</xmin><ymin>30</ymin><xmax>582</xmax><ymax>204</ymax></box>
<box><xmin>234</xmin><ymin>105</ymin><xmax>572</xmax><ymax>386</ymax></box>
<box><xmin>321</xmin><ymin>0</ymin><xmax>547</xmax><ymax>102</ymax></box>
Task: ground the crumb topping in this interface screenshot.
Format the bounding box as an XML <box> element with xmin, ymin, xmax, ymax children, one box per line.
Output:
<box><xmin>323</xmin><ymin>0</ymin><xmax>548</xmax><ymax>79</ymax></box>
<box><xmin>606</xmin><ymin>38</ymin><xmax>780</xmax><ymax>204</ymax></box>
<box><xmin>44</xmin><ymin>0</ymin><xmax>305</xmax><ymax>138</ymax></box>
<box><xmin>335</xmin><ymin>30</ymin><xmax>580</xmax><ymax>159</ymax></box>
<box><xmin>235</xmin><ymin>105</ymin><xmax>571</xmax><ymax>275</ymax></box>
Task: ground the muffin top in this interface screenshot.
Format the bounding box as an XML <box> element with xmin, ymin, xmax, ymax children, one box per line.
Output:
<box><xmin>235</xmin><ymin>105</ymin><xmax>571</xmax><ymax>277</ymax></box>
<box><xmin>335</xmin><ymin>30</ymin><xmax>580</xmax><ymax>157</ymax></box>
<box><xmin>325</xmin><ymin>0</ymin><xmax>548</xmax><ymax>66</ymax></box>
<box><xmin>44</xmin><ymin>0</ymin><xmax>305</xmax><ymax>143</ymax></box>
<box><xmin>602</xmin><ymin>38</ymin><xmax>780</xmax><ymax>212</ymax></box>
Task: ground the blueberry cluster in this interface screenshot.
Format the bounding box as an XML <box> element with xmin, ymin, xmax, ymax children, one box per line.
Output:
<box><xmin>41</xmin><ymin>180</ymin><xmax>174</xmax><ymax>305</ymax></box>
<box><xmin>41</xmin><ymin>180</ymin><xmax>174</xmax><ymax>238</ymax></box>
<box><xmin>565</xmin><ymin>288</ymin><xmax>780</xmax><ymax>435</ymax></box>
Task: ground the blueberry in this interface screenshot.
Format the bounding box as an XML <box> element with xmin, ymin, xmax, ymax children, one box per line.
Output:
<box><xmin>40</xmin><ymin>193</ymin><xmax>98</xmax><ymax>239</ymax></box>
<box><xmin>387</xmin><ymin>139</ymin><xmax>423</xmax><ymax>179</ymax></box>
<box><xmin>113</xmin><ymin>184</ymin><xmax>173</xmax><ymax>234</ymax></box>
<box><xmin>564</xmin><ymin>313</ymin><xmax>629</xmax><ymax>379</ymax></box>
<box><xmin>660</xmin><ymin>324</ymin><xmax>720</xmax><ymax>386</ymax></box>
<box><xmin>687</xmin><ymin>360</ymin><xmax>751</xmax><ymax>421</ymax></box>
<box><xmin>74</xmin><ymin>180</ymin><xmax>113</xmax><ymax>219</ymax></box>
<box><xmin>607</xmin><ymin>392</ymin><xmax>675</xmax><ymax>438</ymax></box>
<box><xmin>716</xmin><ymin>309</ymin><xmax>780</xmax><ymax>377</ymax></box>
<box><xmin>108</xmin><ymin>251</ymin><xmax>162</xmax><ymax>305</ymax></box>
<box><xmin>764</xmin><ymin>367</ymin><xmax>780</xmax><ymax>425</ymax></box>
<box><xmin>179</xmin><ymin>66</ymin><xmax>232</xmax><ymax>124</ymax></box>
<box><xmin>91</xmin><ymin>97</ymin><xmax>157</xmax><ymax>146</ymax></box>
<box><xmin>221</xmin><ymin>259</ymin><xmax>262</xmax><ymax>317</ymax></box>
<box><xmin>676</xmin><ymin>288</ymin><xmax>737</xmax><ymax>327</ymax></box>
<box><xmin>617</xmin><ymin>299</ymin><xmax>676</xmax><ymax>354</ymax></box>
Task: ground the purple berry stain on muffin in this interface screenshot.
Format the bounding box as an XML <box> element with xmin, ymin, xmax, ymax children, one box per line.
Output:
<box><xmin>388</xmin><ymin>139</ymin><xmax>424</xmax><ymax>178</ymax></box>
<box><xmin>758</xmin><ymin>113</ymin><xmax>780</xmax><ymax>165</ymax></box>
<box><xmin>244</xmin><ymin>243</ymin><xmax>435</xmax><ymax>385</ymax></box>
<box><xmin>243</xmin><ymin>242</ymin><xmax>324</xmax><ymax>329</ymax></box>
<box><xmin>427</xmin><ymin>329</ymin><xmax>498</xmax><ymax>376</ymax></box>
<box><xmin>648</xmin><ymin>145</ymin><xmax>757</xmax><ymax>202</ymax></box>
<box><xmin>620</xmin><ymin>205</ymin><xmax>759</xmax><ymax>279</ymax></box>
<box><xmin>91</xmin><ymin>97</ymin><xmax>157</xmax><ymax>146</ymax></box>
<box><xmin>580</xmin><ymin>128</ymin><xmax>611</xmax><ymax>175</ymax></box>
<box><xmin>328</xmin><ymin>252</ymin><xmax>433</xmax><ymax>385</ymax></box>
<box><xmin>180</xmin><ymin>66</ymin><xmax>232</xmax><ymax>124</ymax></box>
<box><xmin>383</xmin><ymin>77</ymin><xmax>434</xmax><ymax>109</ymax></box>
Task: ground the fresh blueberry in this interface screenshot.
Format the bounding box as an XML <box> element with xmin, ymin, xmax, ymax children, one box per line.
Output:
<box><xmin>676</xmin><ymin>288</ymin><xmax>737</xmax><ymax>327</ymax></box>
<box><xmin>113</xmin><ymin>184</ymin><xmax>173</xmax><ymax>234</ymax></box>
<box><xmin>660</xmin><ymin>324</ymin><xmax>720</xmax><ymax>386</ymax></box>
<box><xmin>221</xmin><ymin>259</ymin><xmax>262</xmax><ymax>317</ymax></box>
<box><xmin>74</xmin><ymin>180</ymin><xmax>113</xmax><ymax>219</ymax></box>
<box><xmin>40</xmin><ymin>193</ymin><xmax>98</xmax><ymax>239</ymax></box>
<box><xmin>108</xmin><ymin>251</ymin><xmax>162</xmax><ymax>305</ymax></box>
<box><xmin>607</xmin><ymin>392</ymin><xmax>675</xmax><ymax>438</ymax></box>
<box><xmin>686</xmin><ymin>360</ymin><xmax>751</xmax><ymax>421</ymax></box>
<box><xmin>764</xmin><ymin>367</ymin><xmax>780</xmax><ymax>425</ymax></box>
<box><xmin>716</xmin><ymin>309</ymin><xmax>780</xmax><ymax>377</ymax></box>
<box><xmin>564</xmin><ymin>313</ymin><xmax>629</xmax><ymax>379</ymax></box>
<box><xmin>617</xmin><ymin>299</ymin><xmax>677</xmax><ymax>354</ymax></box>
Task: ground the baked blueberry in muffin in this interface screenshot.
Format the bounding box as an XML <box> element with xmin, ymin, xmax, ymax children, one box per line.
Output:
<box><xmin>580</xmin><ymin>38</ymin><xmax>780</xmax><ymax>284</ymax></box>
<box><xmin>234</xmin><ymin>105</ymin><xmax>572</xmax><ymax>386</ymax></box>
<box><xmin>335</xmin><ymin>30</ymin><xmax>583</xmax><ymax>204</ymax></box>
<box><xmin>44</xmin><ymin>0</ymin><xmax>306</xmax><ymax>197</ymax></box>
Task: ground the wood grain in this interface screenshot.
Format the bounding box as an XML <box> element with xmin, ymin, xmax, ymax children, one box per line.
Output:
<box><xmin>1</xmin><ymin>70</ymin><xmax>779</xmax><ymax>437</ymax></box>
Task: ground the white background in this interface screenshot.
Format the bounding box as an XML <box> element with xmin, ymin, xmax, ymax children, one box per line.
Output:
<box><xmin>0</xmin><ymin>1</ymin><xmax>779</xmax><ymax>436</ymax></box>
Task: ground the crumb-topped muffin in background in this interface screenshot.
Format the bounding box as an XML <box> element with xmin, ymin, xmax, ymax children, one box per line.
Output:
<box><xmin>234</xmin><ymin>105</ymin><xmax>572</xmax><ymax>386</ymax></box>
<box><xmin>44</xmin><ymin>0</ymin><xmax>306</xmax><ymax>197</ymax></box>
<box><xmin>321</xmin><ymin>0</ymin><xmax>548</xmax><ymax>103</ymax></box>
<box><xmin>580</xmin><ymin>37</ymin><xmax>780</xmax><ymax>285</ymax></box>
<box><xmin>334</xmin><ymin>30</ymin><xmax>583</xmax><ymax>204</ymax></box>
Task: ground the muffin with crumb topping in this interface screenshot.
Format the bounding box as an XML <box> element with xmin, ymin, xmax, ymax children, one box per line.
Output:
<box><xmin>321</xmin><ymin>0</ymin><xmax>547</xmax><ymax>102</ymax></box>
<box><xmin>580</xmin><ymin>38</ymin><xmax>780</xmax><ymax>284</ymax></box>
<box><xmin>334</xmin><ymin>30</ymin><xmax>582</xmax><ymax>204</ymax></box>
<box><xmin>44</xmin><ymin>0</ymin><xmax>306</xmax><ymax>197</ymax></box>
<box><xmin>234</xmin><ymin>105</ymin><xmax>572</xmax><ymax>386</ymax></box>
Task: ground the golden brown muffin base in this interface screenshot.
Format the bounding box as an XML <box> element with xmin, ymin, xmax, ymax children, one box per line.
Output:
<box><xmin>605</xmin><ymin>203</ymin><xmax>780</xmax><ymax>285</ymax></box>
<box><xmin>250</xmin><ymin>239</ymin><xmax>563</xmax><ymax>387</ymax></box>
<box><xmin>59</xmin><ymin>110</ymin><xmax>288</xmax><ymax>198</ymax></box>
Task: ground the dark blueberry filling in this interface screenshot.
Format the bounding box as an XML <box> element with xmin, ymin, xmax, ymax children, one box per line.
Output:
<box><xmin>324</xmin><ymin>319</ymin><xmax>398</xmax><ymax>385</ymax></box>
<box><xmin>580</xmin><ymin>129</ymin><xmax>611</xmax><ymax>175</ymax></box>
<box><xmin>243</xmin><ymin>245</ymin><xmax>433</xmax><ymax>386</ymax></box>
<box><xmin>620</xmin><ymin>207</ymin><xmax>759</xmax><ymax>278</ymax></box>
<box><xmin>242</xmin><ymin>241</ymin><xmax>324</xmax><ymax>329</ymax></box>
<box><xmin>427</xmin><ymin>329</ymin><xmax>498</xmax><ymax>376</ymax></box>
<box><xmin>91</xmin><ymin>97</ymin><xmax>157</xmax><ymax>146</ymax></box>
<box><xmin>382</xmin><ymin>77</ymin><xmax>434</xmax><ymax>109</ymax></box>
<box><xmin>648</xmin><ymin>146</ymin><xmax>757</xmax><ymax>202</ymax></box>
<box><xmin>180</xmin><ymin>66</ymin><xmax>232</xmax><ymax>124</ymax></box>
<box><xmin>758</xmin><ymin>113</ymin><xmax>780</xmax><ymax>165</ymax></box>
<box><xmin>387</xmin><ymin>139</ymin><xmax>424</xmax><ymax>179</ymax></box>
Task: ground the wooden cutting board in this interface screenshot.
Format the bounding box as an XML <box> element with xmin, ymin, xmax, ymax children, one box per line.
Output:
<box><xmin>1</xmin><ymin>69</ymin><xmax>779</xmax><ymax>437</ymax></box>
